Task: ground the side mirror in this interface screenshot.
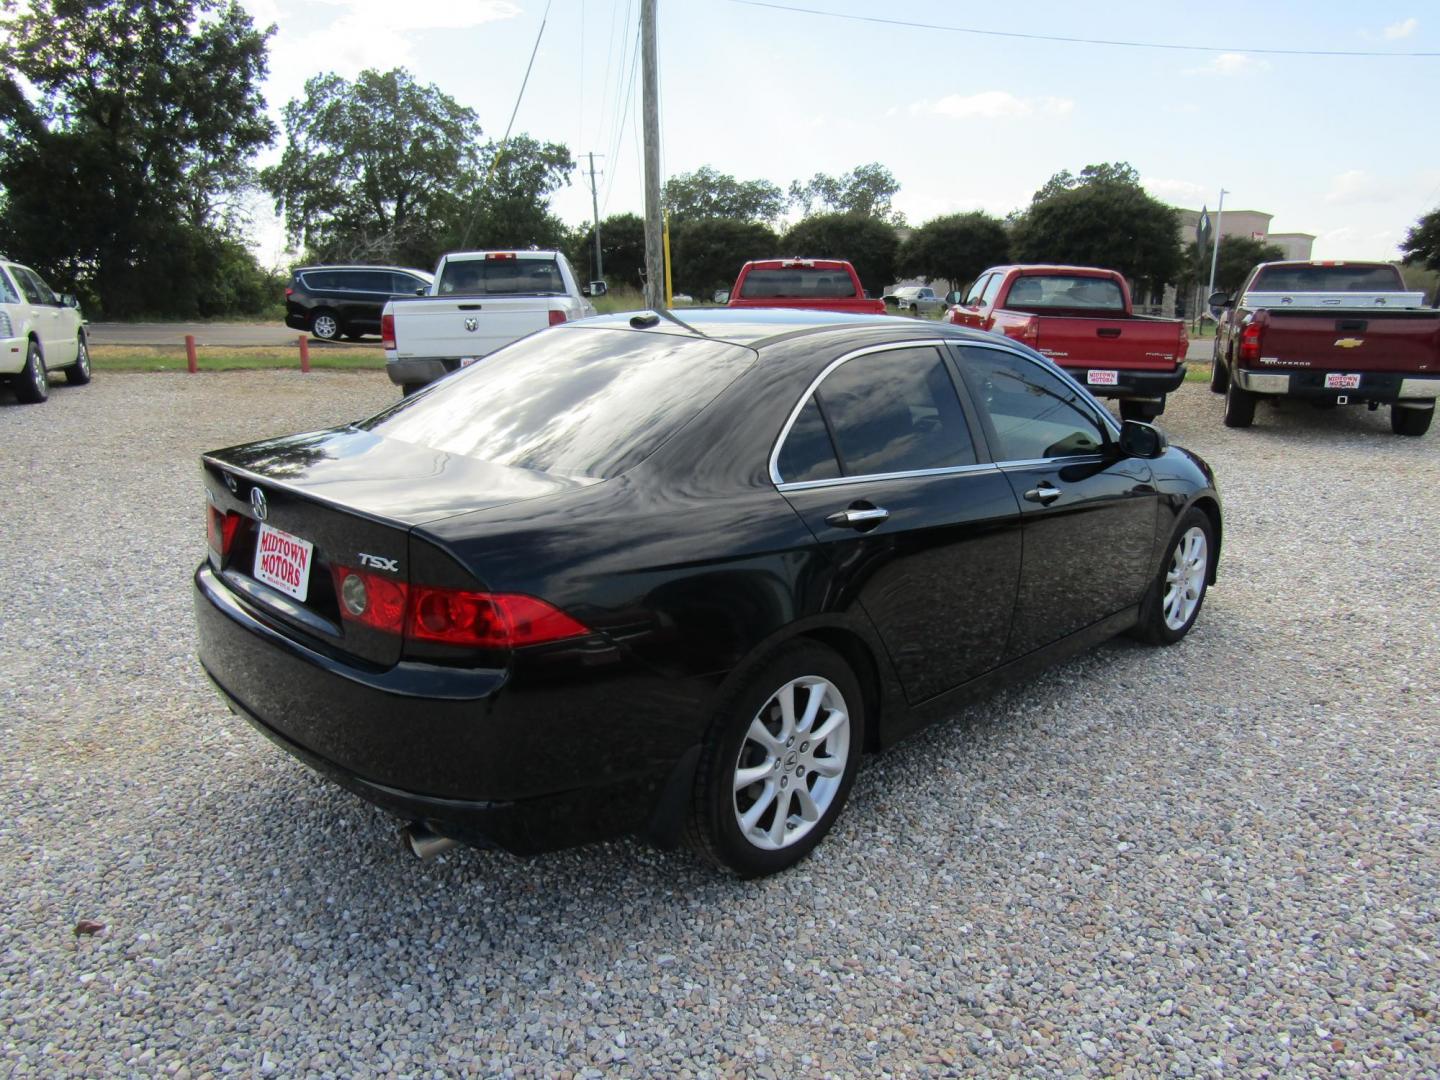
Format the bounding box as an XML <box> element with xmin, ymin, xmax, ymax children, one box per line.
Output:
<box><xmin>713</xmin><ymin>290</ymin><xmax>730</xmax><ymax>304</ymax></box>
<box><xmin>1117</xmin><ymin>419</ymin><xmax>1168</xmax><ymax>459</ymax></box>
<box><xmin>1207</xmin><ymin>290</ymin><xmax>1232</xmax><ymax>310</ymax></box>
<box><xmin>415</xmin><ymin>287</ymin><xmax>427</xmax><ymax>296</ymax></box>
<box><xmin>583</xmin><ymin>280</ymin><xmax>608</xmax><ymax>298</ymax></box>
<box><xmin>60</xmin><ymin>293</ymin><xmax>79</xmax><ymax>308</ymax></box>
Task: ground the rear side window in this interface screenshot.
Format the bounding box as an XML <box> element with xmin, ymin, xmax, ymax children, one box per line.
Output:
<box><xmin>956</xmin><ymin>346</ymin><xmax>1108</xmax><ymax>461</ymax></box>
<box><xmin>360</xmin><ymin>329</ymin><xmax>755</xmax><ymax>480</ymax></box>
<box><xmin>0</xmin><ymin>268</ymin><xmax>19</xmax><ymax>304</ymax></box>
<box><xmin>1248</xmin><ymin>264</ymin><xmax>1405</xmax><ymax>293</ymax></box>
<box><xmin>438</xmin><ymin>258</ymin><xmax>566</xmax><ymax>296</ymax></box>
<box><xmin>1004</xmin><ymin>275</ymin><xmax>1125</xmax><ymax>311</ymax></box>
<box><xmin>303</xmin><ymin>270</ymin><xmax>340</xmax><ymax>289</ymax></box>
<box><xmin>349</xmin><ymin>270</ymin><xmax>394</xmax><ymax>292</ymax></box>
<box><xmin>739</xmin><ymin>269</ymin><xmax>857</xmax><ymax>300</ymax></box>
<box><xmin>776</xmin><ymin>397</ymin><xmax>841</xmax><ymax>483</ymax></box>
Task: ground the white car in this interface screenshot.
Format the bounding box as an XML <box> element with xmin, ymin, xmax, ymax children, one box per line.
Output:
<box><xmin>1</xmin><ymin>258</ymin><xmax>90</xmax><ymax>404</ymax></box>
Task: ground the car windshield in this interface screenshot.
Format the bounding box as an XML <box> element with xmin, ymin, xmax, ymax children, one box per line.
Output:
<box><xmin>739</xmin><ymin>268</ymin><xmax>857</xmax><ymax>300</ymax></box>
<box><xmin>1005</xmin><ymin>275</ymin><xmax>1125</xmax><ymax>312</ymax></box>
<box><xmin>1248</xmin><ymin>264</ymin><xmax>1406</xmax><ymax>293</ymax></box>
<box><xmin>358</xmin><ymin>328</ymin><xmax>756</xmax><ymax>479</ymax></box>
<box><xmin>437</xmin><ymin>257</ymin><xmax>567</xmax><ymax>297</ymax></box>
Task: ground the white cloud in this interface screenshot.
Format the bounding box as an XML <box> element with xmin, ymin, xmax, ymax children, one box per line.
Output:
<box><xmin>309</xmin><ymin>0</ymin><xmax>521</xmax><ymax>35</ymax></box>
<box><xmin>1184</xmin><ymin>52</ymin><xmax>1269</xmax><ymax>77</ymax></box>
<box><xmin>1383</xmin><ymin>17</ymin><xmax>1419</xmax><ymax>39</ymax></box>
<box><xmin>1142</xmin><ymin>177</ymin><xmax>1210</xmax><ymax>206</ymax></box>
<box><xmin>1324</xmin><ymin>169</ymin><xmax>1397</xmax><ymax>205</ymax></box>
<box><xmin>906</xmin><ymin>91</ymin><xmax>1074</xmax><ymax>121</ymax></box>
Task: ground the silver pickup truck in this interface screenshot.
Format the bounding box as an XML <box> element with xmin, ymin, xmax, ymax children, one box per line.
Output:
<box><xmin>382</xmin><ymin>250</ymin><xmax>605</xmax><ymax>394</ymax></box>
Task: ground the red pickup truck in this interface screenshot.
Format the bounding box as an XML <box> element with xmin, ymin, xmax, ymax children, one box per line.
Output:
<box><xmin>1211</xmin><ymin>261</ymin><xmax>1440</xmax><ymax>436</ymax></box>
<box><xmin>944</xmin><ymin>265</ymin><xmax>1188</xmax><ymax>421</ymax></box>
<box><xmin>727</xmin><ymin>258</ymin><xmax>886</xmax><ymax>314</ymax></box>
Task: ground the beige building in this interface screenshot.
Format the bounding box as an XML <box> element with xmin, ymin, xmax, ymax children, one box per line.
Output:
<box><xmin>1176</xmin><ymin>208</ymin><xmax>1315</xmax><ymax>260</ymax></box>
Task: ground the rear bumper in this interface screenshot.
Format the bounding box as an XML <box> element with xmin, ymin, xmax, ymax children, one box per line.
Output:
<box><xmin>193</xmin><ymin>564</ymin><xmax>682</xmax><ymax>854</ymax></box>
<box><xmin>385</xmin><ymin>356</ymin><xmax>458</xmax><ymax>387</ymax></box>
<box><xmin>1233</xmin><ymin>368</ymin><xmax>1440</xmax><ymax>404</ymax></box>
<box><xmin>1</xmin><ymin>337</ymin><xmax>26</xmax><ymax>375</ymax></box>
<box><xmin>284</xmin><ymin>312</ymin><xmax>308</xmax><ymax>332</ymax></box>
<box><xmin>1062</xmin><ymin>364</ymin><xmax>1187</xmax><ymax>400</ymax></box>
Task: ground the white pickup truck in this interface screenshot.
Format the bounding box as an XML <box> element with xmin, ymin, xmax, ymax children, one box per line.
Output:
<box><xmin>382</xmin><ymin>250</ymin><xmax>605</xmax><ymax>394</ymax></box>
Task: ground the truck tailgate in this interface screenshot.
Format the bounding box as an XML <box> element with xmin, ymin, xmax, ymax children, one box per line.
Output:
<box><xmin>1031</xmin><ymin>316</ymin><xmax>1184</xmax><ymax>369</ymax></box>
<box><xmin>391</xmin><ymin>298</ymin><xmax>554</xmax><ymax>359</ymax></box>
<box><xmin>1258</xmin><ymin>309</ymin><xmax>1440</xmax><ymax>372</ymax></box>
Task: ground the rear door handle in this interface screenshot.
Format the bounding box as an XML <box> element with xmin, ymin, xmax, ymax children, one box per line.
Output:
<box><xmin>1024</xmin><ymin>485</ymin><xmax>1062</xmax><ymax>505</ymax></box>
<box><xmin>825</xmin><ymin>507</ymin><xmax>890</xmax><ymax>528</ymax></box>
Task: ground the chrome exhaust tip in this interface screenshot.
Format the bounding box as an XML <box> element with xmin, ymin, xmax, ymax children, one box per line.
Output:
<box><xmin>403</xmin><ymin>821</ymin><xmax>459</xmax><ymax>860</ymax></box>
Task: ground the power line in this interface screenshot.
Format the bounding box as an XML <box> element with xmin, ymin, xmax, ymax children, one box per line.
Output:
<box><xmin>601</xmin><ymin>27</ymin><xmax>642</xmax><ymax>215</ymax></box>
<box><xmin>727</xmin><ymin>0</ymin><xmax>1440</xmax><ymax>57</ymax></box>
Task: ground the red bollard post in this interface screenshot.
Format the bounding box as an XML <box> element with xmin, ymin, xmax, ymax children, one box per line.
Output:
<box><xmin>185</xmin><ymin>334</ymin><xmax>198</xmax><ymax>374</ymax></box>
<box><xmin>298</xmin><ymin>335</ymin><xmax>310</xmax><ymax>373</ymax></box>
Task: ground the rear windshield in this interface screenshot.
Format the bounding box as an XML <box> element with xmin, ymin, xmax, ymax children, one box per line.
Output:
<box><xmin>437</xmin><ymin>257</ymin><xmax>566</xmax><ymax>297</ymax></box>
<box><xmin>1005</xmin><ymin>275</ymin><xmax>1125</xmax><ymax>312</ymax></box>
<box><xmin>739</xmin><ymin>268</ymin><xmax>857</xmax><ymax>300</ymax></box>
<box><xmin>359</xmin><ymin>328</ymin><xmax>755</xmax><ymax>479</ymax></box>
<box><xmin>1248</xmin><ymin>264</ymin><xmax>1406</xmax><ymax>293</ymax></box>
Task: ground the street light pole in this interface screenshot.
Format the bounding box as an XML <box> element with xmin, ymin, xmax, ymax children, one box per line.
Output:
<box><xmin>1205</xmin><ymin>188</ymin><xmax>1229</xmax><ymax>301</ymax></box>
<box><xmin>640</xmin><ymin>0</ymin><xmax>664</xmax><ymax>311</ymax></box>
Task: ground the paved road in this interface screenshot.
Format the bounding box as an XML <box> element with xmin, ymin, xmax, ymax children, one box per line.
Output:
<box><xmin>87</xmin><ymin>322</ymin><xmax>379</xmax><ymax>347</ymax></box>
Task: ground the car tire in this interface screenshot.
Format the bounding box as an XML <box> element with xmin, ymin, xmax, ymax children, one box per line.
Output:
<box><xmin>908</xmin><ymin>303</ymin><xmax>919</xmax><ymax>316</ymax></box>
<box><xmin>688</xmin><ymin>641</ymin><xmax>864</xmax><ymax>878</ymax></box>
<box><xmin>1209</xmin><ymin>352</ymin><xmax>1229</xmax><ymax>394</ymax></box>
<box><xmin>1223</xmin><ymin>378</ymin><xmax>1256</xmax><ymax>428</ymax></box>
<box><xmin>14</xmin><ymin>339</ymin><xmax>48</xmax><ymax>404</ymax></box>
<box><xmin>310</xmin><ymin>311</ymin><xmax>341</xmax><ymax>340</ymax></box>
<box><xmin>65</xmin><ymin>334</ymin><xmax>92</xmax><ymax>385</ymax></box>
<box><xmin>400</xmin><ymin>382</ymin><xmax>423</xmax><ymax>397</ymax></box>
<box><xmin>1130</xmin><ymin>506</ymin><xmax>1214</xmax><ymax>646</ymax></box>
<box><xmin>1391</xmin><ymin>405</ymin><xmax>1433</xmax><ymax>437</ymax></box>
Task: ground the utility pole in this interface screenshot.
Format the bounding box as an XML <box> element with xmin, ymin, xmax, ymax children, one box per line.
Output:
<box><xmin>640</xmin><ymin>0</ymin><xmax>664</xmax><ymax>310</ymax></box>
<box><xmin>586</xmin><ymin>152</ymin><xmax>604</xmax><ymax>282</ymax></box>
<box><xmin>1205</xmin><ymin>188</ymin><xmax>1229</xmax><ymax>302</ymax></box>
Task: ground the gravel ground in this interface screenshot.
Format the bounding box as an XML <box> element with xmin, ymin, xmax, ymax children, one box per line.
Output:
<box><xmin>1</xmin><ymin>370</ymin><xmax>1437</xmax><ymax>1077</ymax></box>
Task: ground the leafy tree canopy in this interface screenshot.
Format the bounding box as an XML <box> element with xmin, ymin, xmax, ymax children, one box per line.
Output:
<box><xmin>789</xmin><ymin>163</ymin><xmax>904</xmax><ymax>224</ymax></box>
<box><xmin>1012</xmin><ymin>162</ymin><xmax>1180</xmax><ymax>291</ymax></box>
<box><xmin>897</xmin><ymin>212</ymin><xmax>1010</xmax><ymax>290</ymax></box>
<box><xmin>663</xmin><ymin>166</ymin><xmax>784</xmax><ymax>224</ymax></box>
<box><xmin>568</xmin><ymin>213</ymin><xmax>646</xmax><ymax>289</ymax></box>
<box><xmin>1400</xmin><ymin>206</ymin><xmax>1440</xmax><ymax>272</ymax></box>
<box><xmin>1180</xmin><ymin>235</ymin><xmax>1283</xmax><ymax>295</ymax></box>
<box><xmin>0</xmin><ymin>0</ymin><xmax>275</xmax><ymax>316</ymax></box>
<box><xmin>459</xmin><ymin>134</ymin><xmax>575</xmax><ymax>254</ymax></box>
<box><xmin>670</xmin><ymin>218</ymin><xmax>779</xmax><ymax>297</ymax></box>
<box><xmin>780</xmin><ymin>213</ymin><xmax>900</xmax><ymax>297</ymax></box>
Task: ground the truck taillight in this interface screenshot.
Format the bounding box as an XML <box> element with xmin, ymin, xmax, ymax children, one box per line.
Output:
<box><xmin>381</xmin><ymin>312</ymin><xmax>395</xmax><ymax>350</ymax></box>
<box><xmin>1239</xmin><ymin>321</ymin><xmax>1263</xmax><ymax>361</ymax></box>
<box><xmin>331</xmin><ymin>566</ymin><xmax>592</xmax><ymax>649</ymax></box>
<box><xmin>486</xmin><ymin>252</ymin><xmax>517</xmax><ymax>261</ymax></box>
<box><xmin>548</xmin><ymin>310</ymin><xmax>567</xmax><ymax>327</ymax></box>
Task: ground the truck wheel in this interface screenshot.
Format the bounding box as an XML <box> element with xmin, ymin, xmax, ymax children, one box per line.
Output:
<box><xmin>1223</xmin><ymin>379</ymin><xmax>1256</xmax><ymax>428</ymax></box>
<box><xmin>1209</xmin><ymin>354</ymin><xmax>1229</xmax><ymax>394</ymax></box>
<box><xmin>310</xmin><ymin>310</ymin><xmax>341</xmax><ymax>340</ymax></box>
<box><xmin>14</xmin><ymin>339</ymin><xmax>48</xmax><ymax>404</ymax></box>
<box><xmin>1391</xmin><ymin>405</ymin><xmax>1433</xmax><ymax>437</ymax></box>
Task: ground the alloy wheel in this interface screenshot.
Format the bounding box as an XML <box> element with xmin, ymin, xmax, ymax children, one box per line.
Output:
<box><xmin>31</xmin><ymin>345</ymin><xmax>47</xmax><ymax>395</ymax></box>
<box><xmin>312</xmin><ymin>313</ymin><xmax>339</xmax><ymax>339</ymax></box>
<box><xmin>732</xmin><ymin>675</ymin><xmax>850</xmax><ymax>851</ymax></box>
<box><xmin>1163</xmin><ymin>526</ymin><xmax>1208</xmax><ymax>631</ymax></box>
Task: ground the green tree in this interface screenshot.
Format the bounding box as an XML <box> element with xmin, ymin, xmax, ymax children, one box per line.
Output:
<box><xmin>670</xmin><ymin>218</ymin><xmax>779</xmax><ymax>297</ymax></box>
<box><xmin>1400</xmin><ymin>206</ymin><xmax>1440</xmax><ymax>271</ymax></box>
<box><xmin>663</xmin><ymin>166</ymin><xmax>785</xmax><ymax>224</ymax></box>
<box><xmin>568</xmin><ymin>212</ymin><xmax>648</xmax><ymax>290</ymax></box>
<box><xmin>456</xmin><ymin>135</ymin><xmax>576</xmax><ymax>252</ymax></box>
<box><xmin>1011</xmin><ymin>162</ymin><xmax>1180</xmax><ymax>291</ymax></box>
<box><xmin>1180</xmin><ymin>235</ymin><xmax>1283</xmax><ymax>295</ymax></box>
<box><xmin>897</xmin><ymin>212</ymin><xmax>1010</xmax><ymax>290</ymax></box>
<box><xmin>789</xmin><ymin>163</ymin><xmax>904</xmax><ymax>224</ymax></box>
<box><xmin>262</xmin><ymin>68</ymin><xmax>484</xmax><ymax>267</ymax></box>
<box><xmin>0</xmin><ymin>0</ymin><xmax>275</xmax><ymax>316</ymax></box>
<box><xmin>780</xmin><ymin>213</ymin><xmax>900</xmax><ymax>297</ymax></box>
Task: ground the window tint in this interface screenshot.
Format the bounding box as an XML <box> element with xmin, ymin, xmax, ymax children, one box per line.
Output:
<box><xmin>391</xmin><ymin>273</ymin><xmax>429</xmax><ymax>295</ymax></box>
<box><xmin>978</xmin><ymin>273</ymin><xmax>1004</xmax><ymax>306</ymax></box>
<box><xmin>0</xmin><ymin>268</ymin><xmax>19</xmax><ymax>304</ymax></box>
<box><xmin>349</xmin><ymin>270</ymin><xmax>395</xmax><ymax>292</ymax></box>
<box><xmin>304</xmin><ymin>270</ymin><xmax>341</xmax><ymax>290</ymax></box>
<box><xmin>1003</xmin><ymin>274</ymin><xmax>1125</xmax><ymax>312</ymax></box>
<box><xmin>957</xmin><ymin>347</ymin><xmax>1108</xmax><ymax>461</ymax></box>
<box><xmin>359</xmin><ymin>329</ymin><xmax>754</xmax><ymax>480</ymax></box>
<box><xmin>963</xmin><ymin>274</ymin><xmax>991</xmax><ymax>304</ymax></box>
<box><xmin>14</xmin><ymin>267</ymin><xmax>53</xmax><ymax>305</ymax></box>
<box><xmin>437</xmin><ymin>257</ymin><xmax>565</xmax><ymax>296</ymax></box>
<box><xmin>814</xmin><ymin>347</ymin><xmax>976</xmax><ymax>476</ymax></box>
<box><xmin>738</xmin><ymin>268</ymin><xmax>857</xmax><ymax>300</ymax></box>
<box><xmin>776</xmin><ymin>396</ymin><xmax>841</xmax><ymax>483</ymax></box>
<box><xmin>1248</xmin><ymin>264</ymin><xmax>1405</xmax><ymax>293</ymax></box>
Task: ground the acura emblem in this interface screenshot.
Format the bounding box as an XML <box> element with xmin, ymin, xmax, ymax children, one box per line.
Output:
<box><xmin>251</xmin><ymin>486</ymin><xmax>268</xmax><ymax>520</ymax></box>
<box><xmin>464</xmin><ymin>317</ymin><xmax>479</xmax><ymax>333</ymax></box>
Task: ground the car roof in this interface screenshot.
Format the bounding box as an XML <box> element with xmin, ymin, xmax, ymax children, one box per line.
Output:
<box><xmin>572</xmin><ymin>307</ymin><xmax>1001</xmax><ymax>350</ymax></box>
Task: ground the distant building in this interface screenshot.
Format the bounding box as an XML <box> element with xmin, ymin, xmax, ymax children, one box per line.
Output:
<box><xmin>1176</xmin><ymin>208</ymin><xmax>1315</xmax><ymax>260</ymax></box>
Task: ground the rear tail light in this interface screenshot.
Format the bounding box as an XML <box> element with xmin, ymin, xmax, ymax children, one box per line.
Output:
<box><xmin>331</xmin><ymin>566</ymin><xmax>590</xmax><ymax>649</ymax></box>
<box><xmin>1239</xmin><ymin>320</ymin><xmax>1263</xmax><ymax>362</ymax></box>
<box><xmin>284</xmin><ymin>286</ymin><xmax>294</xmax><ymax>298</ymax></box>
<box><xmin>381</xmin><ymin>313</ymin><xmax>395</xmax><ymax>350</ymax></box>
<box><xmin>548</xmin><ymin>309</ymin><xmax>567</xmax><ymax>327</ymax></box>
<box><xmin>206</xmin><ymin>504</ymin><xmax>240</xmax><ymax>556</ymax></box>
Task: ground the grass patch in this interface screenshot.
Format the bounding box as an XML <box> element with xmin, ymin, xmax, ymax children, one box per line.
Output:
<box><xmin>91</xmin><ymin>345</ymin><xmax>383</xmax><ymax>372</ymax></box>
<box><xmin>1184</xmin><ymin>361</ymin><xmax>1213</xmax><ymax>383</ymax></box>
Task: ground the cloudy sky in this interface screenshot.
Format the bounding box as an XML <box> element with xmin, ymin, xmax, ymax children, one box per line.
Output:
<box><xmin>238</xmin><ymin>0</ymin><xmax>1439</xmax><ymax>265</ymax></box>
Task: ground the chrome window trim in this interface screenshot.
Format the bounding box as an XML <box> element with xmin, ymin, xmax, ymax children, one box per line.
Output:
<box><xmin>777</xmin><ymin>461</ymin><xmax>1001</xmax><ymax>493</ymax></box>
<box><xmin>768</xmin><ymin>339</ymin><xmax>957</xmax><ymax>486</ymax></box>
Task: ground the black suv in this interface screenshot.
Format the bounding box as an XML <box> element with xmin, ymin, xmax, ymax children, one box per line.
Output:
<box><xmin>284</xmin><ymin>266</ymin><xmax>434</xmax><ymax>341</ymax></box>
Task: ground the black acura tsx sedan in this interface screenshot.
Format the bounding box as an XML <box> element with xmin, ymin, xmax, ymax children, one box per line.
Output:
<box><xmin>195</xmin><ymin>308</ymin><xmax>1221</xmax><ymax>877</ymax></box>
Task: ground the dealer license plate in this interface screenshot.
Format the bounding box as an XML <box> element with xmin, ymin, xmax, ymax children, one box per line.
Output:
<box><xmin>459</xmin><ymin>356</ymin><xmax>480</xmax><ymax>367</ymax></box>
<box><xmin>1324</xmin><ymin>373</ymin><xmax>1361</xmax><ymax>390</ymax></box>
<box><xmin>254</xmin><ymin>522</ymin><xmax>314</xmax><ymax>602</ymax></box>
<box><xmin>1087</xmin><ymin>369</ymin><xmax>1119</xmax><ymax>386</ymax></box>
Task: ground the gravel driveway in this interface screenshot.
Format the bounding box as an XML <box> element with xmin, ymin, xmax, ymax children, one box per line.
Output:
<box><xmin>2</xmin><ymin>371</ymin><xmax>1437</xmax><ymax>1076</ymax></box>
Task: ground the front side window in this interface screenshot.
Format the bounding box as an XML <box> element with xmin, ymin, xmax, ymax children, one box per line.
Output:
<box><xmin>963</xmin><ymin>274</ymin><xmax>991</xmax><ymax>305</ymax></box>
<box><xmin>392</xmin><ymin>272</ymin><xmax>430</xmax><ymax>295</ymax></box>
<box><xmin>956</xmin><ymin>346</ymin><xmax>1108</xmax><ymax>461</ymax></box>
<box><xmin>349</xmin><ymin>270</ymin><xmax>394</xmax><ymax>293</ymax></box>
<box><xmin>978</xmin><ymin>273</ymin><xmax>1005</xmax><ymax>306</ymax></box>
<box><xmin>778</xmin><ymin>346</ymin><xmax>976</xmax><ymax>480</ymax></box>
